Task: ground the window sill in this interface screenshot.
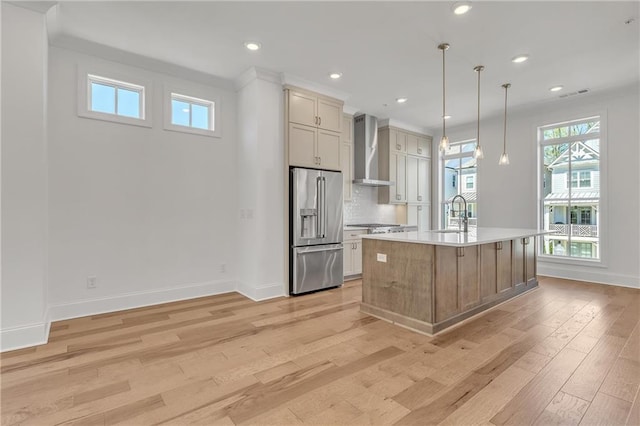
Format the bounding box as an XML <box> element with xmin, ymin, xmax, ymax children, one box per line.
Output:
<box><xmin>538</xmin><ymin>254</ymin><xmax>607</xmax><ymax>269</ymax></box>
<box><xmin>163</xmin><ymin>123</ymin><xmax>220</xmax><ymax>138</ymax></box>
<box><xmin>78</xmin><ymin>110</ymin><xmax>152</xmax><ymax>128</ymax></box>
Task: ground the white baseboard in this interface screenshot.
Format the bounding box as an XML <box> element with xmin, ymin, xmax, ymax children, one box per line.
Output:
<box><xmin>48</xmin><ymin>279</ymin><xmax>237</xmax><ymax>322</ymax></box>
<box><xmin>538</xmin><ymin>263</ymin><xmax>640</xmax><ymax>289</ymax></box>
<box><xmin>0</xmin><ymin>320</ymin><xmax>51</xmax><ymax>352</ymax></box>
<box><xmin>236</xmin><ymin>281</ymin><xmax>285</xmax><ymax>301</ymax></box>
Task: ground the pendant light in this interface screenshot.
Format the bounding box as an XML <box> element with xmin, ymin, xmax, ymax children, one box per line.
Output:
<box><xmin>438</xmin><ymin>43</ymin><xmax>450</xmax><ymax>152</ymax></box>
<box><xmin>473</xmin><ymin>65</ymin><xmax>484</xmax><ymax>159</ymax></box>
<box><xmin>499</xmin><ymin>83</ymin><xmax>511</xmax><ymax>165</ymax></box>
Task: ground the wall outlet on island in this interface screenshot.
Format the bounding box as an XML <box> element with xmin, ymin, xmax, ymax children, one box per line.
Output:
<box><xmin>376</xmin><ymin>253</ymin><xmax>387</xmax><ymax>263</ymax></box>
<box><xmin>87</xmin><ymin>275</ymin><xmax>97</xmax><ymax>289</ymax></box>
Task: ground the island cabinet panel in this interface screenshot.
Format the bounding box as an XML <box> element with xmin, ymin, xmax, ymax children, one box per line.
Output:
<box><xmin>362</xmin><ymin>239</ymin><xmax>434</xmax><ymax>323</ymax></box>
<box><xmin>512</xmin><ymin>238</ymin><xmax>525</xmax><ymax>287</ymax></box>
<box><xmin>525</xmin><ymin>237</ymin><xmax>536</xmax><ymax>284</ymax></box>
<box><xmin>459</xmin><ymin>246</ymin><xmax>481</xmax><ymax>310</ymax></box>
<box><xmin>435</xmin><ymin>246</ymin><xmax>459</xmax><ymax>322</ymax></box>
<box><xmin>497</xmin><ymin>240</ymin><xmax>513</xmax><ymax>293</ymax></box>
<box><xmin>480</xmin><ymin>243</ymin><xmax>498</xmax><ymax>299</ymax></box>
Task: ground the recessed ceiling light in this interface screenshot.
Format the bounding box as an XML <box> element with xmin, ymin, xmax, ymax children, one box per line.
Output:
<box><xmin>396</xmin><ymin>97</ymin><xmax>408</xmax><ymax>103</ymax></box>
<box><xmin>329</xmin><ymin>72</ymin><xmax>342</xmax><ymax>80</ymax></box>
<box><xmin>244</xmin><ymin>41</ymin><xmax>261</xmax><ymax>51</ymax></box>
<box><xmin>443</xmin><ymin>115</ymin><xmax>452</xmax><ymax>120</ymax></box>
<box><xmin>549</xmin><ymin>85</ymin><xmax>564</xmax><ymax>92</ymax></box>
<box><xmin>452</xmin><ymin>2</ymin><xmax>472</xmax><ymax>15</ymax></box>
<box><xmin>511</xmin><ymin>54</ymin><xmax>529</xmax><ymax>63</ymax></box>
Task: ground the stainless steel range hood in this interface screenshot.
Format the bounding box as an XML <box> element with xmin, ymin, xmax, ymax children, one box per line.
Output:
<box><xmin>352</xmin><ymin>114</ymin><xmax>394</xmax><ymax>187</ymax></box>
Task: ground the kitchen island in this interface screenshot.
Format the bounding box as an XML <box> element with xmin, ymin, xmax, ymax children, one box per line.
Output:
<box><xmin>360</xmin><ymin>228</ymin><xmax>550</xmax><ymax>334</ymax></box>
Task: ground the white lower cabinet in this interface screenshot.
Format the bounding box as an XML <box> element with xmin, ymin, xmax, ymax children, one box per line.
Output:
<box><xmin>343</xmin><ymin>229</ymin><xmax>366</xmax><ymax>277</ymax></box>
<box><xmin>407</xmin><ymin>204</ymin><xmax>431</xmax><ymax>232</ymax></box>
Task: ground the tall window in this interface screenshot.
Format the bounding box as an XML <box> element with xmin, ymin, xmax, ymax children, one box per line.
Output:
<box><xmin>539</xmin><ymin>116</ymin><xmax>601</xmax><ymax>260</ymax></box>
<box><xmin>441</xmin><ymin>139</ymin><xmax>477</xmax><ymax>230</ymax></box>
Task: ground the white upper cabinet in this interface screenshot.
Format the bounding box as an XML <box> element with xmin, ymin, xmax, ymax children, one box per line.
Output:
<box><xmin>288</xmin><ymin>89</ymin><xmax>342</xmax><ymax>133</ymax></box>
<box><xmin>286</xmin><ymin>87</ymin><xmax>344</xmax><ymax>171</ymax></box>
<box><xmin>407</xmin><ymin>134</ymin><xmax>432</xmax><ymax>157</ymax></box>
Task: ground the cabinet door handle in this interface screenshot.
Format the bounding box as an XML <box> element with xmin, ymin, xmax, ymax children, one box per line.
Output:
<box><xmin>396</xmin><ymin>194</ymin><xmax>400</xmax><ymax>200</ymax></box>
<box><xmin>318</xmin><ymin>156</ymin><xmax>321</xmax><ymax>164</ymax></box>
<box><xmin>318</xmin><ymin>117</ymin><xmax>321</xmax><ymax>126</ymax></box>
<box><xmin>418</xmin><ymin>206</ymin><xmax>422</xmax><ymax>211</ymax></box>
<box><xmin>418</xmin><ymin>195</ymin><xmax>422</xmax><ymax>201</ymax></box>
<box><xmin>457</xmin><ymin>247</ymin><xmax>465</xmax><ymax>257</ymax></box>
<box><xmin>418</xmin><ymin>148</ymin><xmax>422</xmax><ymax>154</ymax></box>
<box><xmin>496</xmin><ymin>241</ymin><xmax>503</xmax><ymax>250</ymax></box>
<box><xmin>396</xmin><ymin>144</ymin><xmax>401</xmax><ymax>150</ymax></box>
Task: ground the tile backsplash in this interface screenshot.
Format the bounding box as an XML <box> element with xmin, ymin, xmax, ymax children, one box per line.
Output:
<box><xmin>344</xmin><ymin>185</ymin><xmax>405</xmax><ymax>225</ymax></box>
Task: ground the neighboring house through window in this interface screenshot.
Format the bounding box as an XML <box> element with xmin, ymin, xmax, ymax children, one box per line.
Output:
<box><xmin>441</xmin><ymin>139</ymin><xmax>477</xmax><ymax>230</ymax></box>
<box><xmin>539</xmin><ymin>116</ymin><xmax>601</xmax><ymax>260</ymax></box>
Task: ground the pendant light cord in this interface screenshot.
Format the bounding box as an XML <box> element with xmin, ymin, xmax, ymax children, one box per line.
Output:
<box><xmin>474</xmin><ymin>65</ymin><xmax>484</xmax><ymax>150</ymax></box>
<box><xmin>442</xmin><ymin>47</ymin><xmax>446</xmax><ymax>138</ymax></box>
<box><xmin>503</xmin><ymin>84</ymin><xmax>510</xmax><ymax>153</ymax></box>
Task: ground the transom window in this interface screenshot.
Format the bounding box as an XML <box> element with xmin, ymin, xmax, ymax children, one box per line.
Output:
<box><xmin>170</xmin><ymin>93</ymin><xmax>214</xmax><ymax>131</ymax></box>
<box><xmin>88</xmin><ymin>74</ymin><xmax>144</xmax><ymax>119</ymax></box>
<box><xmin>539</xmin><ymin>116</ymin><xmax>601</xmax><ymax>261</ymax></box>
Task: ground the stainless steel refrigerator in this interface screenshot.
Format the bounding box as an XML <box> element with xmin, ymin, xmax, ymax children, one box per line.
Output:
<box><xmin>290</xmin><ymin>167</ymin><xmax>344</xmax><ymax>295</ymax></box>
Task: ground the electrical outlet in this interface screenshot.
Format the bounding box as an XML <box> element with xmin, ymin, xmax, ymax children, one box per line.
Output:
<box><xmin>219</xmin><ymin>263</ymin><xmax>226</xmax><ymax>273</ymax></box>
<box><xmin>87</xmin><ymin>276</ymin><xmax>97</xmax><ymax>289</ymax></box>
<box><xmin>376</xmin><ymin>253</ymin><xmax>387</xmax><ymax>263</ymax></box>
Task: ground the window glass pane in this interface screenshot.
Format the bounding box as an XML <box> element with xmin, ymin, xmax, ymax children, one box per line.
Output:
<box><xmin>444</xmin><ymin>144</ymin><xmax>460</xmax><ymax>155</ymax></box>
<box><xmin>172</xmin><ymin>99</ymin><xmax>190</xmax><ymax>126</ymax></box>
<box><xmin>191</xmin><ymin>103</ymin><xmax>210</xmax><ymax>130</ymax></box>
<box><xmin>461</xmin><ymin>142</ymin><xmax>476</xmax><ymax>153</ymax></box>
<box><xmin>117</xmin><ymin>88</ymin><xmax>141</xmax><ymax>118</ymax></box>
<box><xmin>90</xmin><ymin>82</ymin><xmax>115</xmax><ymax>114</ymax></box>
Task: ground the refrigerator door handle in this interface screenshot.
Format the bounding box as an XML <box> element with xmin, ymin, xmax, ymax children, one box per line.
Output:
<box><xmin>316</xmin><ymin>176</ymin><xmax>322</xmax><ymax>238</ymax></box>
<box><xmin>321</xmin><ymin>176</ymin><xmax>327</xmax><ymax>238</ymax></box>
<box><xmin>297</xmin><ymin>245</ymin><xmax>343</xmax><ymax>254</ymax></box>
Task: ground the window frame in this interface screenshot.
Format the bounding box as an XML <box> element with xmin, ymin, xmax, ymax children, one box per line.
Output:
<box><xmin>537</xmin><ymin>114</ymin><xmax>607</xmax><ymax>267</ymax></box>
<box><xmin>163</xmin><ymin>84</ymin><xmax>221</xmax><ymax>138</ymax></box>
<box><xmin>77</xmin><ymin>65</ymin><xmax>152</xmax><ymax>128</ymax></box>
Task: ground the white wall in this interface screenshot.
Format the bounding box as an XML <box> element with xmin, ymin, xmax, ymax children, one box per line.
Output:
<box><xmin>235</xmin><ymin>68</ymin><xmax>286</xmax><ymax>299</ymax></box>
<box><xmin>46</xmin><ymin>46</ymin><xmax>239</xmax><ymax>319</ymax></box>
<box><xmin>1</xmin><ymin>3</ymin><xmax>50</xmax><ymax>349</ymax></box>
<box><xmin>438</xmin><ymin>85</ymin><xmax>640</xmax><ymax>287</ymax></box>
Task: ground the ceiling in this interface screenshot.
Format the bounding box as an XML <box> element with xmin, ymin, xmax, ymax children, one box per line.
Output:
<box><xmin>49</xmin><ymin>1</ymin><xmax>639</xmax><ymax>132</ymax></box>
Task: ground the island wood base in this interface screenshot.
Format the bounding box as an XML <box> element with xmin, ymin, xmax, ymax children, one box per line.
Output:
<box><xmin>361</xmin><ymin>236</ymin><xmax>538</xmax><ymax>335</ymax></box>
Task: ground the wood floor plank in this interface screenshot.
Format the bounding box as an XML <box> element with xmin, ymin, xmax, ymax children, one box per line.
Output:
<box><xmin>580</xmin><ymin>392</ymin><xmax>632</xmax><ymax>425</ymax></box>
<box><xmin>490</xmin><ymin>348</ymin><xmax>587</xmax><ymax>425</ymax></box>
<box><xmin>599</xmin><ymin>357</ymin><xmax>640</xmax><ymax>403</ymax></box>
<box><xmin>562</xmin><ymin>334</ymin><xmax>626</xmax><ymax>401</ymax></box>
<box><xmin>533</xmin><ymin>391</ymin><xmax>590</xmax><ymax>425</ymax></box>
<box><xmin>439</xmin><ymin>365</ymin><xmax>535</xmax><ymax>426</ymax></box>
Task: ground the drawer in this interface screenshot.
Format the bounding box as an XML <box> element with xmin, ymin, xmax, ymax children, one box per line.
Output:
<box><xmin>343</xmin><ymin>228</ymin><xmax>368</xmax><ymax>240</ymax></box>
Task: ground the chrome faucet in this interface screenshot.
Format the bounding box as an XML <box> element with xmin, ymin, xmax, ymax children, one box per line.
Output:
<box><xmin>450</xmin><ymin>194</ymin><xmax>468</xmax><ymax>233</ymax></box>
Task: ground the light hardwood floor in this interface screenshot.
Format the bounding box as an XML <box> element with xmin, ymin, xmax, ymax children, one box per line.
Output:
<box><xmin>1</xmin><ymin>277</ymin><xmax>639</xmax><ymax>425</ymax></box>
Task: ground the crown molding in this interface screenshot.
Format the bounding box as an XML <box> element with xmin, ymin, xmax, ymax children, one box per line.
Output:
<box><xmin>281</xmin><ymin>73</ymin><xmax>350</xmax><ymax>102</ymax></box>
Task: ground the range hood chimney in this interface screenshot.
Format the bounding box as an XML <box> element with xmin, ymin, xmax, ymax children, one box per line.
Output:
<box><xmin>352</xmin><ymin>114</ymin><xmax>394</xmax><ymax>187</ymax></box>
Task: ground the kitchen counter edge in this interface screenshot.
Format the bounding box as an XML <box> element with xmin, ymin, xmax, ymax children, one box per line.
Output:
<box><xmin>361</xmin><ymin>227</ymin><xmax>554</xmax><ymax>247</ymax></box>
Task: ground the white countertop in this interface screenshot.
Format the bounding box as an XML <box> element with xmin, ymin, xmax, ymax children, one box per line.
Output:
<box><xmin>361</xmin><ymin>227</ymin><xmax>554</xmax><ymax>247</ymax></box>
